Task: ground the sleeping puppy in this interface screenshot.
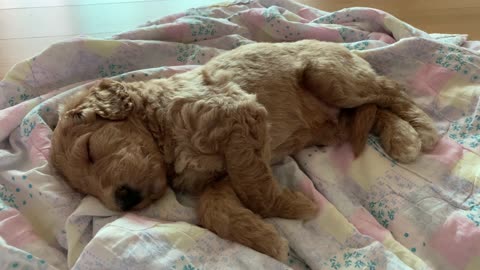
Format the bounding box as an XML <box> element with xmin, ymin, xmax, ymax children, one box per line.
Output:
<box><xmin>50</xmin><ymin>40</ymin><xmax>439</xmax><ymax>261</ymax></box>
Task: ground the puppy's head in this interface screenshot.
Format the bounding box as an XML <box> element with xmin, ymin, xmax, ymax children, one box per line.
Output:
<box><xmin>50</xmin><ymin>80</ymin><xmax>167</xmax><ymax>211</ymax></box>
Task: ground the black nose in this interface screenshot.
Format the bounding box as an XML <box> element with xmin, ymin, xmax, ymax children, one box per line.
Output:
<box><xmin>115</xmin><ymin>185</ymin><xmax>142</xmax><ymax>211</ymax></box>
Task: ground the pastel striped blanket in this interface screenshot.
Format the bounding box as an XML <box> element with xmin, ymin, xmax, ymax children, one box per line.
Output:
<box><xmin>1</xmin><ymin>0</ymin><xmax>480</xmax><ymax>269</ymax></box>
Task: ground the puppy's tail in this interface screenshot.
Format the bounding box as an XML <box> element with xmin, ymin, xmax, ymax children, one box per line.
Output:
<box><xmin>340</xmin><ymin>104</ymin><xmax>377</xmax><ymax>157</ymax></box>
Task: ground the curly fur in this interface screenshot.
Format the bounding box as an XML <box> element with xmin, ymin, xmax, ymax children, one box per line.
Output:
<box><xmin>50</xmin><ymin>40</ymin><xmax>439</xmax><ymax>261</ymax></box>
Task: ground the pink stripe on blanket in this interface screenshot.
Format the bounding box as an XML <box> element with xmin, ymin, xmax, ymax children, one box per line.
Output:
<box><xmin>297</xmin><ymin>8</ymin><xmax>325</xmax><ymax>21</ymax></box>
<box><xmin>27</xmin><ymin>124</ymin><xmax>52</xmax><ymax>164</ymax></box>
<box><xmin>350</xmin><ymin>207</ymin><xmax>389</xmax><ymax>242</ymax></box>
<box><xmin>243</xmin><ymin>9</ymin><xmax>270</xmax><ymax>26</ymax></box>
<box><xmin>430</xmin><ymin>213</ymin><xmax>480</xmax><ymax>270</ymax></box>
<box><xmin>0</xmin><ymin>208</ymin><xmax>39</xmax><ymax>247</ymax></box>
<box><xmin>423</xmin><ymin>137</ymin><xmax>463</xmax><ymax>167</ymax></box>
<box><xmin>330</xmin><ymin>143</ymin><xmax>355</xmax><ymax>173</ymax></box>
<box><xmin>303</xmin><ymin>26</ymin><xmax>343</xmax><ymax>42</ymax></box>
<box><xmin>367</xmin><ymin>32</ymin><xmax>395</xmax><ymax>44</ymax></box>
<box><xmin>410</xmin><ymin>64</ymin><xmax>455</xmax><ymax>96</ymax></box>
<box><xmin>163</xmin><ymin>22</ymin><xmax>193</xmax><ymax>42</ymax></box>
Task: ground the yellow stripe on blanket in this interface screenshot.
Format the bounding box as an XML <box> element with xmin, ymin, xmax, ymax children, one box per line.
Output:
<box><xmin>383</xmin><ymin>234</ymin><xmax>430</xmax><ymax>270</ymax></box>
<box><xmin>84</xmin><ymin>39</ymin><xmax>123</xmax><ymax>57</ymax></box>
<box><xmin>3</xmin><ymin>60</ymin><xmax>33</xmax><ymax>84</ymax></box>
<box><xmin>317</xmin><ymin>203</ymin><xmax>355</xmax><ymax>243</ymax></box>
<box><xmin>157</xmin><ymin>222</ymin><xmax>206</xmax><ymax>250</ymax></box>
<box><xmin>348</xmin><ymin>147</ymin><xmax>391</xmax><ymax>191</ymax></box>
<box><xmin>452</xmin><ymin>151</ymin><xmax>480</xmax><ymax>185</ymax></box>
<box><xmin>437</xmin><ymin>76</ymin><xmax>480</xmax><ymax>111</ymax></box>
<box><xmin>383</xmin><ymin>15</ymin><xmax>413</xmax><ymax>40</ymax></box>
<box><xmin>465</xmin><ymin>256</ymin><xmax>480</xmax><ymax>270</ymax></box>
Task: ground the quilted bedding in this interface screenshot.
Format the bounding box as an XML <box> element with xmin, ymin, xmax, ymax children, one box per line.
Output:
<box><xmin>1</xmin><ymin>0</ymin><xmax>480</xmax><ymax>269</ymax></box>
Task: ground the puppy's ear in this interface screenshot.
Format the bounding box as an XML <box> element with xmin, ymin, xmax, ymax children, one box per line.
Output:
<box><xmin>61</xmin><ymin>79</ymin><xmax>133</xmax><ymax>126</ymax></box>
<box><xmin>70</xmin><ymin>79</ymin><xmax>133</xmax><ymax>121</ymax></box>
<box><xmin>88</xmin><ymin>79</ymin><xmax>134</xmax><ymax>120</ymax></box>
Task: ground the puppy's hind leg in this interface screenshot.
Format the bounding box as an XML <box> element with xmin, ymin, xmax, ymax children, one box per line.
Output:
<box><xmin>301</xmin><ymin>57</ymin><xmax>439</xmax><ymax>154</ymax></box>
<box><xmin>375</xmin><ymin>77</ymin><xmax>439</xmax><ymax>151</ymax></box>
<box><xmin>198</xmin><ymin>179</ymin><xmax>289</xmax><ymax>262</ymax></box>
<box><xmin>373</xmin><ymin>109</ymin><xmax>422</xmax><ymax>163</ymax></box>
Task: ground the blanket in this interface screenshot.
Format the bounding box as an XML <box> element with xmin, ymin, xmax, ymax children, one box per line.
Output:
<box><xmin>1</xmin><ymin>0</ymin><xmax>480</xmax><ymax>269</ymax></box>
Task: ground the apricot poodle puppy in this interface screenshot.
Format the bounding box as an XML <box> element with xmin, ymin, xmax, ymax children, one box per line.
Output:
<box><xmin>50</xmin><ymin>40</ymin><xmax>439</xmax><ymax>261</ymax></box>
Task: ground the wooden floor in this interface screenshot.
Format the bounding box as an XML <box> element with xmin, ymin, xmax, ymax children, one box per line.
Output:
<box><xmin>1</xmin><ymin>0</ymin><xmax>479</xmax><ymax>79</ymax></box>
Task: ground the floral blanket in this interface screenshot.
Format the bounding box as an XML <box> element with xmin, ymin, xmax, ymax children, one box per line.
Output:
<box><xmin>1</xmin><ymin>0</ymin><xmax>480</xmax><ymax>269</ymax></box>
